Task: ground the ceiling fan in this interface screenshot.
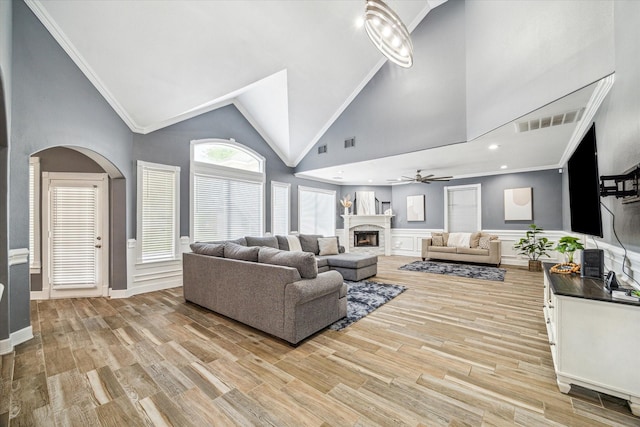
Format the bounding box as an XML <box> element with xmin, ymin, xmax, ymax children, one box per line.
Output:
<box><xmin>388</xmin><ymin>170</ymin><xmax>453</xmax><ymax>184</ymax></box>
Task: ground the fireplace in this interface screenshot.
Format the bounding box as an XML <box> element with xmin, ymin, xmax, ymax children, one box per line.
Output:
<box><xmin>354</xmin><ymin>230</ymin><xmax>379</xmax><ymax>247</ymax></box>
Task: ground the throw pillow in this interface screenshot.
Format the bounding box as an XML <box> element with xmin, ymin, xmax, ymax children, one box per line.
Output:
<box><xmin>431</xmin><ymin>236</ymin><xmax>444</xmax><ymax>246</ymax></box>
<box><xmin>479</xmin><ymin>236</ymin><xmax>491</xmax><ymax>249</ymax></box>
<box><xmin>298</xmin><ymin>234</ymin><xmax>323</xmax><ymax>254</ymax></box>
<box><xmin>447</xmin><ymin>232</ymin><xmax>471</xmax><ymax>248</ymax></box>
<box><xmin>318</xmin><ymin>237</ymin><xmax>339</xmax><ymax>256</ymax></box>
<box><xmin>286</xmin><ymin>235</ymin><xmax>303</xmax><ymax>252</ymax></box>
<box><xmin>258</xmin><ymin>247</ymin><xmax>317</xmax><ymax>279</ymax></box>
<box><xmin>190</xmin><ymin>242</ymin><xmax>225</xmax><ymax>257</ymax></box>
<box><xmin>470</xmin><ymin>232</ymin><xmax>481</xmax><ymax>248</ymax></box>
<box><xmin>245</xmin><ymin>236</ymin><xmax>279</xmax><ymax>249</ymax></box>
<box><xmin>275</xmin><ymin>235</ymin><xmax>289</xmax><ymax>250</ymax></box>
<box><xmin>223</xmin><ymin>242</ymin><xmax>260</xmax><ymax>262</ymax></box>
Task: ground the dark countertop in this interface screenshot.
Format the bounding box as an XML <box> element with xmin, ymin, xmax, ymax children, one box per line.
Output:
<box><xmin>544</xmin><ymin>262</ymin><xmax>640</xmax><ymax>307</ymax></box>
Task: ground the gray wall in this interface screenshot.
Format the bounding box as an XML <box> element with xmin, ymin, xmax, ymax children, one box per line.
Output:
<box><xmin>391</xmin><ymin>169</ymin><xmax>563</xmax><ymax>230</ymax></box>
<box><xmin>10</xmin><ymin>1</ymin><xmax>134</xmax><ymax>331</ymax></box>
<box><xmin>0</xmin><ymin>0</ymin><xmax>11</xmax><ymax>341</ymax></box>
<box><xmin>296</xmin><ymin>0</ymin><xmax>466</xmax><ymax>172</ymax></box>
<box><xmin>568</xmin><ymin>0</ymin><xmax>640</xmax><ymax>253</ymax></box>
<box><xmin>133</xmin><ymin>104</ymin><xmax>340</xmax><ymax>236</ymax></box>
<box><xmin>465</xmin><ymin>0</ymin><xmax>615</xmax><ymax>140</ymax></box>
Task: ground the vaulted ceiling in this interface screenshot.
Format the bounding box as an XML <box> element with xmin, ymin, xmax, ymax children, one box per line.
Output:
<box><xmin>26</xmin><ymin>0</ymin><xmax>445</xmax><ymax>167</ymax></box>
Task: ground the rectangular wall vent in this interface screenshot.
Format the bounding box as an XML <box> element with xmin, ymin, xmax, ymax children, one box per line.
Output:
<box><xmin>515</xmin><ymin>107</ymin><xmax>585</xmax><ymax>133</ymax></box>
<box><xmin>317</xmin><ymin>144</ymin><xmax>327</xmax><ymax>154</ymax></box>
<box><xmin>344</xmin><ymin>137</ymin><xmax>356</xmax><ymax>149</ymax></box>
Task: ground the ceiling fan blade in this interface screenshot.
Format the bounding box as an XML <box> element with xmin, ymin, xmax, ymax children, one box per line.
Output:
<box><xmin>421</xmin><ymin>174</ymin><xmax>434</xmax><ymax>179</ymax></box>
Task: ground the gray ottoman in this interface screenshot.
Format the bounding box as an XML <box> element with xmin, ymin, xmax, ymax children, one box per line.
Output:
<box><xmin>326</xmin><ymin>254</ymin><xmax>378</xmax><ymax>281</ymax></box>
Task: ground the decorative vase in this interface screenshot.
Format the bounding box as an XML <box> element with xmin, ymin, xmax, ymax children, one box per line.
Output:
<box><xmin>344</xmin><ymin>207</ymin><xmax>349</xmax><ymax>216</ymax></box>
<box><xmin>529</xmin><ymin>260</ymin><xmax>542</xmax><ymax>272</ymax></box>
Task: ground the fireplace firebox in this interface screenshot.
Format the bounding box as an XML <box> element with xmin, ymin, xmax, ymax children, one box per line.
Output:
<box><xmin>354</xmin><ymin>230</ymin><xmax>379</xmax><ymax>247</ymax></box>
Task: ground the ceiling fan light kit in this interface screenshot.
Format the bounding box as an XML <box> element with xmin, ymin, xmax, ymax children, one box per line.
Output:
<box><xmin>364</xmin><ymin>0</ymin><xmax>414</xmax><ymax>68</ymax></box>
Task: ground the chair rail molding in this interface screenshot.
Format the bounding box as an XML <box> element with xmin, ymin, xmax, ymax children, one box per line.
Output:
<box><xmin>8</xmin><ymin>248</ymin><xmax>30</xmax><ymax>266</ymax></box>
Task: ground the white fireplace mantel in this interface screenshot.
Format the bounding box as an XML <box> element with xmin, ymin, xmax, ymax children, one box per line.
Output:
<box><xmin>342</xmin><ymin>214</ymin><xmax>394</xmax><ymax>255</ymax></box>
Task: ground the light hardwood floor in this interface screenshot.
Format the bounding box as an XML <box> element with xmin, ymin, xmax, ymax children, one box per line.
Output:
<box><xmin>1</xmin><ymin>256</ymin><xmax>638</xmax><ymax>426</ymax></box>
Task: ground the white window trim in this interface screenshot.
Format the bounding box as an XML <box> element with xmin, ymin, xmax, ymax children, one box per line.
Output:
<box><xmin>29</xmin><ymin>157</ymin><xmax>41</xmax><ymax>273</ymax></box>
<box><xmin>271</xmin><ymin>181</ymin><xmax>291</xmax><ymax>235</ymax></box>
<box><xmin>136</xmin><ymin>161</ymin><xmax>181</xmax><ymax>265</ymax></box>
<box><xmin>190</xmin><ymin>139</ymin><xmax>265</xmax><ymax>242</ymax></box>
<box><xmin>298</xmin><ymin>185</ymin><xmax>336</xmax><ymax>236</ymax></box>
<box><xmin>444</xmin><ymin>183</ymin><xmax>482</xmax><ymax>232</ymax></box>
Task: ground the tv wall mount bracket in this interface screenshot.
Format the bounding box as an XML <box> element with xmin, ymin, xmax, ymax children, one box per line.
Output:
<box><xmin>600</xmin><ymin>164</ymin><xmax>640</xmax><ymax>203</ymax></box>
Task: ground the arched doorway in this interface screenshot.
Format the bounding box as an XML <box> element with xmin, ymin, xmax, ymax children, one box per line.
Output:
<box><xmin>29</xmin><ymin>146</ymin><xmax>126</xmax><ymax>299</ymax></box>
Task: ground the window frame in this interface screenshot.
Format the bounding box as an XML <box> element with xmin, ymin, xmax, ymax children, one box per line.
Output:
<box><xmin>298</xmin><ymin>185</ymin><xmax>336</xmax><ymax>236</ymax></box>
<box><xmin>29</xmin><ymin>156</ymin><xmax>41</xmax><ymax>273</ymax></box>
<box><xmin>136</xmin><ymin>160</ymin><xmax>181</xmax><ymax>264</ymax></box>
<box><xmin>190</xmin><ymin>139</ymin><xmax>265</xmax><ymax>242</ymax></box>
<box><xmin>443</xmin><ymin>183</ymin><xmax>482</xmax><ymax>232</ymax></box>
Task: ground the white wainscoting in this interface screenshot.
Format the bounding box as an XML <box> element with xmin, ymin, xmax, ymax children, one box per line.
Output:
<box><xmin>117</xmin><ymin>236</ymin><xmax>191</xmax><ymax>298</ymax></box>
<box><xmin>585</xmin><ymin>239</ymin><xmax>640</xmax><ymax>289</ymax></box>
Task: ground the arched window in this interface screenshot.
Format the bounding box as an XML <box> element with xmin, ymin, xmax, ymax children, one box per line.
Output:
<box><xmin>190</xmin><ymin>139</ymin><xmax>265</xmax><ymax>242</ymax></box>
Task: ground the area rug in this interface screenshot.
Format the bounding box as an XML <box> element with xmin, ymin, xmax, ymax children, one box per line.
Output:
<box><xmin>329</xmin><ymin>280</ymin><xmax>407</xmax><ymax>331</ymax></box>
<box><xmin>399</xmin><ymin>260</ymin><xmax>507</xmax><ymax>282</ymax></box>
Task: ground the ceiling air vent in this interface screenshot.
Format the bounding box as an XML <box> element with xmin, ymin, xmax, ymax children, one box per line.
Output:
<box><xmin>317</xmin><ymin>144</ymin><xmax>328</xmax><ymax>154</ymax></box>
<box><xmin>344</xmin><ymin>137</ymin><xmax>356</xmax><ymax>149</ymax></box>
<box><xmin>515</xmin><ymin>107</ymin><xmax>585</xmax><ymax>133</ymax></box>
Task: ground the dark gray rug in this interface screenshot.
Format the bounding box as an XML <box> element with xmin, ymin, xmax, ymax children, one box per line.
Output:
<box><xmin>329</xmin><ymin>280</ymin><xmax>407</xmax><ymax>331</ymax></box>
<box><xmin>399</xmin><ymin>260</ymin><xmax>506</xmax><ymax>281</ymax></box>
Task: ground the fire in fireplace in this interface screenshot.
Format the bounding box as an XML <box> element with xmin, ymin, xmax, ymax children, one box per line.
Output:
<box><xmin>354</xmin><ymin>230</ymin><xmax>379</xmax><ymax>247</ymax></box>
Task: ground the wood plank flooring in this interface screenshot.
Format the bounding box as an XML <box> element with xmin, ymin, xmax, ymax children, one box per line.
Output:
<box><xmin>2</xmin><ymin>256</ymin><xmax>639</xmax><ymax>426</ymax></box>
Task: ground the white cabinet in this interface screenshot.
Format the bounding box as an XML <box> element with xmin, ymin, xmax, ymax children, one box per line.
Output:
<box><xmin>543</xmin><ymin>265</ymin><xmax>640</xmax><ymax>416</ymax></box>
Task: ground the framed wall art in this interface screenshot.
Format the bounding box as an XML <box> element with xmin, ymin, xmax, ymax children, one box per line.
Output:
<box><xmin>407</xmin><ymin>195</ymin><xmax>425</xmax><ymax>221</ymax></box>
<box><xmin>504</xmin><ymin>187</ymin><xmax>533</xmax><ymax>220</ymax></box>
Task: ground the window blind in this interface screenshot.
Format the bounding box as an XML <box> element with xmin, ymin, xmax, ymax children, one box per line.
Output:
<box><xmin>193</xmin><ymin>174</ymin><xmax>263</xmax><ymax>242</ymax></box>
<box><xmin>271</xmin><ymin>182</ymin><xmax>290</xmax><ymax>236</ymax></box>
<box><xmin>299</xmin><ymin>187</ymin><xmax>335</xmax><ymax>236</ymax></box>
<box><xmin>447</xmin><ymin>186</ymin><xmax>480</xmax><ymax>232</ymax></box>
<box><xmin>51</xmin><ymin>186</ymin><xmax>98</xmax><ymax>286</ymax></box>
<box><xmin>140</xmin><ymin>164</ymin><xmax>179</xmax><ymax>262</ymax></box>
<box><xmin>29</xmin><ymin>161</ymin><xmax>37</xmax><ymax>268</ymax></box>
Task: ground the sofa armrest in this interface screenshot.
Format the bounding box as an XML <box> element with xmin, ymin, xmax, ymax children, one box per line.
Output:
<box><xmin>421</xmin><ymin>238</ymin><xmax>433</xmax><ymax>258</ymax></box>
<box><xmin>489</xmin><ymin>239</ymin><xmax>501</xmax><ymax>255</ymax></box>
<box><xmin>285</xmin><ymin>270</ymin><xmax>344</xmax><ymax>306</ymax></box>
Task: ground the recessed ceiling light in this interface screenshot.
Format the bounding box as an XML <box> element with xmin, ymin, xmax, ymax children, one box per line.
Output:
<box><xmin>355</xmin><ymin>16</ymin><xmax>364</xmax><ymax>28</ymax></box>
<box><xmin>489</xmin><ymin>144</ymin><xmax>499</xmax><ymax>150</ymax></box>
<box><xmin>368</xmin><ymin>179</ymin><xmax>373</xmax><ymax>183</ymax></box>
<box><xmin>338</xmin><ymin>170</ymin><xmax>344</xmax><ymax>174</ymax></box>
<box><xmin>500</xmin><ymin>165</ymin><xmax>508</xmax><ymax>169</ymax></box>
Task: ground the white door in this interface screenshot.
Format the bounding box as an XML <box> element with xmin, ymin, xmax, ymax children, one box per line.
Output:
<box><xmin>43</xmin><ymin>173</ymin><xmax>109</xmax><ymax>298</ymax></box>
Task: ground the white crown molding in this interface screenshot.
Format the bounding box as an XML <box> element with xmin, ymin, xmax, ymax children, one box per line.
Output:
<box><xmin>25</xmin><ymin>1</ymin><xmax>143</xmax><ymax>132</ymax></box>
<box><xmin>558</xmin><ymin>73</ymin><xmax>615</xmax><ymax>167</ymax></box>
<box><xmin>8</xmin><ymin>248</ymin><xmax>29</xmax><ymax>266</ymax></box>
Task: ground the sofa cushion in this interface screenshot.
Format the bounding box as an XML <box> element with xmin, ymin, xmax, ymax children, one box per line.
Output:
<box><xmin>315</xmin><ymin>256</ymin><xmax>329</xmax><ymax>269</ymax></box>
<box><xmin>431</xmin><ymin>232</ymin><xmax>449</xmax><ymax>246</ymax></box>
<box><xmin>318</xmin><ymin>237</ymin><xmax>339</xmax><ymax>256</ymax></box>
<box><xmin>245</xmin><ymin>236</ymin><xmax>279</xmax><ymax>249</ymax></box>
<box><xmin>299</xmin><ymin>234</ymin><xmax>323</xmax><ymax>254</ymax></box>
<box><xmin>190</xmin><ymin>242</ymin><xmax>224</xmax><ymax>257</ymax></box>
<box><xmin>478</xmin><ymin>236</ymin><xmax>491</xmax><ymax>249</ymax></box>
<box><xmin>429</xmin><ymin>246</ymin><xmax>457</xmax><ymax>254</ymax></box>
<box><xmin>432</xmin><ymin>235</ymin><xmax>444</xmax><ymax>246</ymax></box>
<box><xmin>326</xmin><ymin>254</ymin><xmax>377</xmax><ymax>269</ymax></box>
<box><xmin>447</xmin><ymin>232</ymin><xmax>471</xmax><ymax>248</ymax></box>
<box><xmin>209</xmin><ymin>237</ymin><xmax>247</xmax><ymax>246</ymax></box>
<box><xmin>470</xmin><ymin>232</ymin><xmax>481</xmax><ymax>248</ymax></box>
<box><xmin>457</xmin><ymin>247</ymin><xmax>490</xmax><ymax>256</ymax></box>
<box><xmin>276</xmin><ymin>235</ymin><xmax>303</xmax><ymax>251</ymax></box>
<box><xmin>258</xmin><ymin>247</ymin><xmax>318</xmax><ymax>279</ymax></box>
<box><xmin>224</xmin><ymin>242</ymin><xmax>259</xmax><ymax>262</ymax></box>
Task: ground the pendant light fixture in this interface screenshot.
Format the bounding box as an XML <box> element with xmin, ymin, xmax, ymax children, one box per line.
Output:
<box><xmin>364</xmin><ymin>0</ymin><xmax>413</xmax><ymax>68</ymax></box>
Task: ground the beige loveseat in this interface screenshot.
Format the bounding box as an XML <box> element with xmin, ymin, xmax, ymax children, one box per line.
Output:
<box><xmin>183</xmin><ymin>242</ymin><xmax>347</xmax><ymax>345</ymax></box>
<box><xmin>421</xmin><ymin>232</ymin><xmax>501</xmax><ymax>267</ymax></box>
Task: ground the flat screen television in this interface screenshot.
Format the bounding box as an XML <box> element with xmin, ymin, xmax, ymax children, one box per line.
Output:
<box><xmin>567</xmin><ymin>123</ymin><xmax>603</xmax><ymax>237</ymax></box>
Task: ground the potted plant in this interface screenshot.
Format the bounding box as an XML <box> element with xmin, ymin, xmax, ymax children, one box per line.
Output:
<box><xmin>554</xmin><ymin>236</ymin><xmax>585</xmax><ymax>264</ymax></box>
<box><xmin>514</xmin><ymin>224</ymin><xmax>554</xmax><ymax>271</ymax></box>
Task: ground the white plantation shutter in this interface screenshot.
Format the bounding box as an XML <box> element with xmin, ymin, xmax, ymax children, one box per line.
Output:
<box><xmin>29</xmin><ymin>157</ymin><xmax>41</xmax><ymax>270</ymax></box>
<box><xmin>137</xmin><ymin>161</ymin><xmax>180</xmax><ymax>263</ymax></box>
<box><xmin>51</xmin><ymin>185</ymin><xmax>98</xmax><ymax>286</ymax></box>
<box><xmin>298</xmin><ymin>186</ymin><xmax>336</xmax><ymax>236</ymax></box>
<box><xmin>445</xmin><ymin>184</ymin><xmax>481</xmax><ymax>232</ymax></box>
<box><xmin>193</xmin><ymin>174</ymin><xmax>263</xmax><ymax>241</ymax></box>
<box><xmin>271</xmin><ymin>182</ymin><xmax>290</xmax><ymax>236</ymax></box>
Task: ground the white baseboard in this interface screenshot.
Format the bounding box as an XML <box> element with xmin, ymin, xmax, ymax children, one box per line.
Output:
<box><xmin>30</xmin><ymin>290</ymin><xmax>48</xmax><ymax>300</ymax></box>
<box><xmin>0</xmin><ymin>326</ymin><xmax>34</xmax><ymax>355</ymax></box>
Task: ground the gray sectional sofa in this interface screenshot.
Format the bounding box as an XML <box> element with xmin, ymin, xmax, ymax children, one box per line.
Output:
<box><xmin>182</xmin><ymin>234</ymin><xmax>378</xmax><ymax>344</ymax></box>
